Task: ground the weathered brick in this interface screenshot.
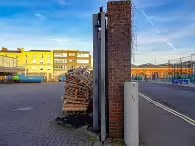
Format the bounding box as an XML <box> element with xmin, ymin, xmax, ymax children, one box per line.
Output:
<box><xmin>107</xmin><ymin>1</ymin><xmax>132</xmax><ymax>138</ymax></box>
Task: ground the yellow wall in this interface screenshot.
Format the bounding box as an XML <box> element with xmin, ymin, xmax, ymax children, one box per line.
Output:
<box><xmin>0</xmin><ymin>49</ymin><xmax>54</xmax><ymax>80</ymax></box>
<box><xmin>0</xmin><ymin>52</ymin><xmax>22</xmax><ymax>67</ymax></box>
<box><xmin>23</xmin><ymin>51</ymin><xmax>54</xmax><ymax>79</ymax></box>
<box><xmin>0</xmin><ymin>49</ymin><xmax>93</xmax><ymax>80</ymax></box>
<box><xmin>0</xmin><ymin>55</ymin><xmax>17</xmax><ymax>67</ymax></box>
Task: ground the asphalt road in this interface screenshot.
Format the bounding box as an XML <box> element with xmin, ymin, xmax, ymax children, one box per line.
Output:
<box><xmin>139</xmin><ymin>81</ymin><xmax>195</xmax><ymax>120</ymax></box>
<box><xmin>138</xmin><ymin>81</ymin><xmax>195</xmax><ymax>146</ymax></box>
<box><xmin>0</xmin><ymin>83</ymin><xmax>93</xmax><ymax>146</ymax></box>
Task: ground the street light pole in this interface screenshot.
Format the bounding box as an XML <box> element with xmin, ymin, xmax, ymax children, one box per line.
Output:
<box><xmin>191</xmin><ymin>54</ymin><xmax>195</xmax><ymax>83</ymax></box>
<box><xmin>180</xmin><ymin>57</ymin><xmax>185</xmax><ymax>79</ymax></box>
<box><xmin>191</xmin><ymin>54</ymin><xmax>195</xmax><ymax>74</ymax></box>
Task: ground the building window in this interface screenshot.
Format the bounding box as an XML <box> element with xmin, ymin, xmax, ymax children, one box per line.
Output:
<box><xmin>69</xmin><ymin>59</ymin><xmax>76</xmax><ymax>63</ymax></box>
<box><xmin>33</xmin><ymin>54</ymin><xmax>36</xmax><ymax>58</ymax></box>
<box><xmin>48</xmin><ymin>55</ymin><xmax>50</xmax><ymax>58</ymax></box>
<box><xmin>40</xmin><ymin>66</ymin><xmax>43</xmax><ymax>70</ymax></box>
<box><xmin>63</xmin><ymin>53</ymin><xmax>67</xmax><ymax>57</ymax></box>
<box><xmin>40</xmin><ymin>54</ymin><xmax>43</xmax><ymax>58</ymax></box>
<box><xmin>25</xmin><ymin>59</ymin><xmax>28</xmax><ymax>64</ymax></box>
<box><xmin>65</xmin><ymin>65</ymin><xmax>67</xmax><ymax>69</ymax></box>
<box><xmin>47</xmin><ymin>66</ymin><xmax>51</xmax><ymax>70</ymax></box>
<box><xmin>64</xmin><ymin>59</ymin><xmax>67</xmax><ymax>63</ymax></box>
<box><xmin>54</xmin><ymin>53</ymin><xmax>67</xmax><ymax>57</ymax></box>
<box><xmin>47</xmin><ymin>60</ymin><xmax>50</xmax><ymax>64</ymax></box>
<box><xmin>26</xmin><ymin>54</ymin><xmax>28</xmax><ymax>58</ymax></box>
<box><xmin>69</xmin><ymin>53</ymin><xmax>75</xmax><ymax>56</ymax></box>
<box><xmin>77</xmin><ymin>60</ymin><xmax>89</xmax><ymax>64</ymax></box>
<box><xmin>33</xmin><ymin>66</ymin><xmax>36</xmax><ymax>70</ymax></box>
<box><xmin>71</xmin><ymin>66</ymin><xmax>75</xmax><ymax>69</ymax></box>
<box><xmin>77</xmin><ymin>54</ymin><xmax>89</xmax><ymax>58</ymax></box>
<box><xmin>33</xmin><ymin>60</ymin><xmax>36</xmax><ymax>64</ymax></box>
<box><xmin>40</xmin><ymin>60</ymin><xmax>44</xmax><ymax>64</ymax></box>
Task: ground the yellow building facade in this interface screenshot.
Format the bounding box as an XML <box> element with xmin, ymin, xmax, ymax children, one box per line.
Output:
<box><xmin>0</xmin><ymin>47</ymin><xmax>93</xmax><ymax>80</ymax></box>
<box><xmin>0</xmin><ymin>48</ymin><xmax>54</xmax><ymax>80</ymax></box>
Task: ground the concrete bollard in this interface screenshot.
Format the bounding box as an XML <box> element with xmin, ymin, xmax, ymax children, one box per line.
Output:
<box><xmin>124</xmin><ymin>82</ymin><xmax>139</xmax><ymax>146</ymax></box>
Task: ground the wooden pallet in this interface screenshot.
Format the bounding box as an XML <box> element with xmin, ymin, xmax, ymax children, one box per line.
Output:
<box><xmin>62</xmin><ymin>67</ymin><xmax>93</xmax><ymax>115</ymax></box>
<box><xmin>63</xmin><ymin>110</ymin><xmax>87</xmax><ymax>115</ymax></box>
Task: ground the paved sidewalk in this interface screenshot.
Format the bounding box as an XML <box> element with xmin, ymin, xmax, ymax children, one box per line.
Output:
<box><xmin>139</xmin><ymin>96</ymin><xmax>195</xmax><ymax>146</ymax></box>
<box><xmin>0</xmin><ymin>83</ymin><xmax>95</xmax><ymax>146</ymax></box>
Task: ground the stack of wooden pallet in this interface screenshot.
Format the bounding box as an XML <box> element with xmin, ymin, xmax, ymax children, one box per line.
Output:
<box><xmin>62</xmin><ymin>67</ymin><xmax>93</xmax><ymax>114</ymax></box>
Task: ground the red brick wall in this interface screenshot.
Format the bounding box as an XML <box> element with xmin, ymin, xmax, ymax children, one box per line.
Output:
<box><xmin>107</xmin><ymin>1</ymin><xmax>132</xmax><ymax>138</ymax></box>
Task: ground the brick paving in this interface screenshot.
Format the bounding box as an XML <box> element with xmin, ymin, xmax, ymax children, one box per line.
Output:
<box><xmin>0</xmin><ymin>83</ymin><xmax>94</xmax><ymax>146</ymax></box>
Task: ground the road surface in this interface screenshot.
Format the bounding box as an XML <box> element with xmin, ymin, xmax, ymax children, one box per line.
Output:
<box><xmin>139</xmin><ymin>81</ymin><xmax>195</xmax><ymax>120</ymax></box>
<box><xmin>139</xmin><ymin>81</ymin><xmax>195</xmax><ymax>146</ymax></box>
<box><xmin>0</xmin><ymin>83</ymin><xmax>93</xmax><ymax>146</ymax></box>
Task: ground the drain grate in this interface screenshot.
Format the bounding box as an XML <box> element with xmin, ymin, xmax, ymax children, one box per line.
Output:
<box><xmin>13</xmin><ymin>107</ymin><xmax>33</xmax><ymax>112</ymax></box>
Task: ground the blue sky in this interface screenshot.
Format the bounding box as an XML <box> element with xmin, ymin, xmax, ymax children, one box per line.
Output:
<box><xmin>133</xmin><ymin>0</ymin><xmax>195</xmax><ymax>64</ymax></box>
<box><xmin>0</xmin><ymin>0</ymin><xmax>195</xmax><ymax>64</ymax></box>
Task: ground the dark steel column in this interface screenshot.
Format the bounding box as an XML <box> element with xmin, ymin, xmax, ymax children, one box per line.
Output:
<box><xmin>100</xmin><ymin>12</ymin><xmax>106</xmax><ymax>142</ymax></box>
<box><xmin>92</xmin><ymin>14</ymin><xmax>99</xmax><ymax>133</ymax></box>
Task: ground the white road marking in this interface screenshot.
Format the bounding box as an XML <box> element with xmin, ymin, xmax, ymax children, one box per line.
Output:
<box><xmin>139</xmin><ymin>93</ymin><xmax>195</xmax><ymax>126</ymax></box>
<box><xmin>13</xmin><ymin>107</ymin><xmax>33</xmax><ymax>112</ymax></box>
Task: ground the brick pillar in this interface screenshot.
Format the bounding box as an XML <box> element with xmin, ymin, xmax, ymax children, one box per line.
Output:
<box><xmin>107</xmin><ymin>1</ymin><xmax>132</xmax><ymax>138</ymax></box>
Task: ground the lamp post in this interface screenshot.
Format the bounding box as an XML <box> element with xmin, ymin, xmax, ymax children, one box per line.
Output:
<box><xmin>191</xmin><ymin>54</ymin><xmax>195</xmax><ymax>83</ymax></box>
<box><xmin>191</xmin><ymin>54</ymin><xmax>195</xmax><ymax>74</ymax></box>
<box><xmin>180</xmin><ymin>57</ymin><xmax>185</xmax><ymax>79</ymax></box>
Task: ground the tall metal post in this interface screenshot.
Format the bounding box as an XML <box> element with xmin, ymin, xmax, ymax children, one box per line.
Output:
<box><xmin>191</xmin><ymin>54</ymin><xmax>195</xmax><ymax>83</ymax></box>
<box><xmin>98</xmin><ymin>27</ymin><xmax>101</xmax><ymax>124</ymax></box>
<box><xmin>92</xmin><ymin>14</ymin><xmax>99</xmax><ymax>133</ymax></box>
<box><xmin>174</xmin><ymin>63</ymin><xmax>175</xmax><ymax>79</ymax></box>
<box><xmin>191</xmin><ymin>54</ymin><xmax>193</xmax><ymax>74</ymax></box>
<box><xmin>180</xmin><ymin>57</ymin><xmax>182</xmax><ymax>78</ymax></box>
<box><xmin>100</xmin><ymin>12</ymin><xmax>106</xmax><ymax>142</ymax></box>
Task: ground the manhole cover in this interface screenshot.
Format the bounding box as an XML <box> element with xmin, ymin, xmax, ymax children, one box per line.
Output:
<box><xmin>13</xmin><ymin>107</ymin><xmax>33</xmax><ymax>112</ymax></box>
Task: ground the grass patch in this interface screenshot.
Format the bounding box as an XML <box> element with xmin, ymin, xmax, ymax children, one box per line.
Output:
<box><xmin>113</xmin><ymin>139</ymin><xmax>125</xmax><ymax>146</ymax></box>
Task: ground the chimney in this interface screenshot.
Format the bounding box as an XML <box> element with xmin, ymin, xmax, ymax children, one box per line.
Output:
<box><xmin>2</xmin><ymin>47</ymin><xmax>8</xmax><ymax>51</ymax></box>
<box><xmin>17</xmin><ymin>48</ymin><xmax>21</xmax><ymax>51</ymax></box>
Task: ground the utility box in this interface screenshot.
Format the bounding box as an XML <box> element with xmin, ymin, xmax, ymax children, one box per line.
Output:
<box><xmin>124</xmin><ymin>82</ymin><xmax>139</xmax><ymax>146</ymax></box>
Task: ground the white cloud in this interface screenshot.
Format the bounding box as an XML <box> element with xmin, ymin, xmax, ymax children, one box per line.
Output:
<box><xmin>139</xmin><ymin>10</ymin><xmax>177</xmax><ymax>50</ymax></box>
<box><xmin>37</xmin><ymin>37</ymin><xmax>69</xmax><ymax>43</ymax></box>
<box><xmin>58</xmin><ymin>0</ymin><xmax>71</xmax><ymax>5</ymax></box>
<box><xmin>137</xmin><ymin>23</ymin><xmax>195</xmax><ymax>45</ymax></box>
<box><xmin>134</xmin><ymin>49</ymin><xmax>192</xmax><ymax>65</ymax></box>
<box><xmin>0</xmin><ymin>34</ymin><xmax>92</xmax><ymax>51</ymax></box>
<box><xmin>135</xmin><ymin>22</ymin><xmax>195</xmax><ymax>64</ymax></box>
<box><xmin>133</xmin><ymin>0</ymin><xmax>171</xmax><ymax>8</ymax></box>
<box><xmin>35</xmin><ymin>13</ymin><xmax>47</xmax><ymax>20</ymax></box>
<box><xmin>150</xmin><ymin>16</ymin><xmax>174</xmax><ymax>23</ymax></box>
